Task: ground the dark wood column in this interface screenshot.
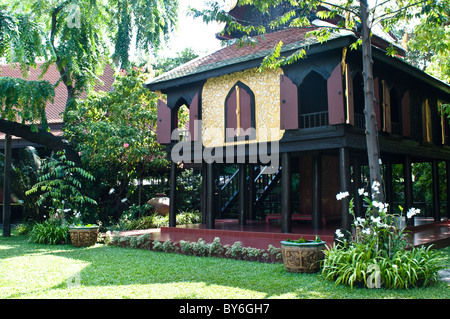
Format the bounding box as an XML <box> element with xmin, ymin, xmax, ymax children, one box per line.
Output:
<box><xmin>169</xmin><ymin>161</ymin><xmax>177</xmax><ymax>228</ymax></box>
<box><xmin>447</xmin><ymin>161</ymin><xmax>450</xmax><ymax>219</ymax></box>
<box><xmin>201</xmin><ymin>163</ymin><xmax>207</xmax><ymax>225</ymax></box>
<box><xmin>432</xmin><ymin>159</ymin><xmax>441</xmax><ymax>221</ymax></box>
<box><xmin>238</xmin><ymin>163</ymin><xmax>247</xmax><ymax>226</ymax></box>
<box><xmin>206</xmin><ymin>162</ymin><xmax>215</xmax><ymax>229</ymax></box>
<box><xmin>281</xmin><ymin>153</ymin><xmax>292</xmax><ymax>233</ymax></box>
<box><xmin>247</xmin><ymin>164</ymin><xmax>256</xmax><ymax>220</ymax></box>
<box><xmin>339</xmin><ymin>148</ymin><xmax>351</xmax><ymax>230</ymax></box>
<box><xmin>2</xmin><ymin>133</ymin><xmax>12</xmax><ymax>237</ymax></box>
<box><xmin>312</xmin><ymin>154</ymin><xmax>322</xmax><ymax>229</ymax></box>
<box><xmin>403</xmin><ymin>155</ymin><xmax>414</xmax><ymax>226</ymax></box>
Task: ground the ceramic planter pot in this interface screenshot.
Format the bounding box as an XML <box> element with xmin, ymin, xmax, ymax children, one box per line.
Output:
<box><xmin>69</xmin><ymin>226</ymin><xmax>99</xmax><ymax>247</ymax></box>
<box><xmin>280</xmin><ymin>240</ymin><xmax>326</xmax><ymax>273</ymax></box>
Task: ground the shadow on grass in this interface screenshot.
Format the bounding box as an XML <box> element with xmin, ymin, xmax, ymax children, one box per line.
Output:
<box><xmin>1</xmin><ymin>235</ymin><xmax>449</xmax><ymax>299</ymax></box>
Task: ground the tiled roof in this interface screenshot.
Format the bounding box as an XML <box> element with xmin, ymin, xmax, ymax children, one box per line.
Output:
<box><xmin>0</xmin><ymin>63</ymin><xmax>115</xmax><ymax>144</ymax></box>
<box><xmin>0</xmin><ymin>62</ymin><xmax>115</xmax><ymax>124</ymax></box>
<box><xmin>147</xmin><ymin>27</ymin><xmax>344</xmax><ymax>89</ymax></box>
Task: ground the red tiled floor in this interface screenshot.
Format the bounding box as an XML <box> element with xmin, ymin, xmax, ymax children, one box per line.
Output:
<box><xmin>118</xmin><ymin>218</ymin><xmax>450</xmax><ymax>250</ymax></box>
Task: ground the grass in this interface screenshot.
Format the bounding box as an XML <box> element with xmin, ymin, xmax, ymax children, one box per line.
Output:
<box><xmin>0</xmin><ymin>233</ymin><xmax>449</xmax><ymax>299</ymax></box>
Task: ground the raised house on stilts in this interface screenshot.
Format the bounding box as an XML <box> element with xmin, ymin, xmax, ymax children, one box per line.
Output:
<box><xmin>145</xmin><ymin>2</ymin><xmax>450</xmax><ymax>238</ymax></box>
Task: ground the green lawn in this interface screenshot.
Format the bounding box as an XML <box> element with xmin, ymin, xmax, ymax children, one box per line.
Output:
<box><xmin>0</xmin><ymin>234</ymin><xmax>449</xmax><ymax>299</ymax></box>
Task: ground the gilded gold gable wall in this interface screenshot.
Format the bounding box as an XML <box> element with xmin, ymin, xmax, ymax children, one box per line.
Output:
<box><xmin>201</xmin><ymin>67</ymin><xmax>285</xmax><ymax>148</ymax></box>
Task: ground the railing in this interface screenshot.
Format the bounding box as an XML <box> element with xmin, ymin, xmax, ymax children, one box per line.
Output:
<box><xmin>391</xmin><ymin>122</ymin><xmax>402</xmax><ymax>136</ymax></box>
<box><xmin>177</xmin><ymin>129</ymin><xmax>191</xmax><ymax>142</ymax></box>
<box><xmin>300</xmin><ymin>111</ymin><xmax>329</xmax><ymax>129</ymax></box>
<box><xmin>355</xmin><ymin>113</ymin><xmax>366</xmax><ymax>130</ymax></box>
<box><xmin>217</xmin><ymin>165</ymin><xmax>282</xmax><ymax>218</ymax></box>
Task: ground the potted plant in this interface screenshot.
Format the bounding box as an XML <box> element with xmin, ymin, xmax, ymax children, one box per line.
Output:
<box><xmin>280</xmin><ymin>236</ymin><xmax>326</xmax><ymax>273</ymax></box>
<box><xmin>69</xmin><ymin>223</ymin><xmax>99</xmax><ymax>247</ymax></box>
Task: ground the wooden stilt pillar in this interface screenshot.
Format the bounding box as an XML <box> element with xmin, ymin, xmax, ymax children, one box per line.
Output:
<box><xmin>206</xmin><ymin>162</ymin><xmax>215</xmax><ymax>229</ymax></box>
<box><xmin>2</xmin><ymin>133</ymin><xmax>12</xmax><ymax>237</ymax></box>
<box><xmin>339</xmin><ymin>148</ymin><xmax>351</xmax><ymax>230</ymax></box>
<box><xmin>201</xmin><ymin>163</ymin><xmax>207</xmax><ymax>225</ymax></box>
<box><xmin>404</xmin><ymin>155</ymin><xmax>414</xmax><ymax>226</ymax></box>
<box><xmin>247</xmin><ymin>164</ymin><xmax>256</xmax><ymax>220</ymax></box>
<box><xmin>446</xmin><ymin>161</ymin><xmax>450</xmax><ymax>219</ymax></box>
<box><xmin>281</xmin><ymin>153</ymin><xmax>292</xmax><ymax>233</ymax></box>
<box><xmin>169</xmin><ymin>161</ymin><xmax>177</xmax><ymax>228</ymax></box>
<box><xmin>312</xmin><ymin>154</ymin><xmax>322</xmax><ymax>229</ymax></box>
<box><xmin>238</xmin><ymin>163</ymin><xmax>247</xmax><ymax>226</ymax></box>
<box><xmin>432</xmin><ymin>159</ymin><xmax>441</xmax><ymax>222</ymax></box>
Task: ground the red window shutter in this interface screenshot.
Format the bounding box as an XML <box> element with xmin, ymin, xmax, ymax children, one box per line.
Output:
<box><xmin>189</xmin><ymin>93</ymin><xmax>200</xmax><ymax>141</ymax></box>
<box><xmin>327</xmin><ymin>64</ymin><xmax>345</xmax><ymax>125</ymax></box>
<box><xmin>383</xmin><ymin>80</ymin><xmax>392</xmax><ymax>133</ymax></box>
<box><xmin>345</xmin><ymin>65</ymin><xmax>355</xmax><ymax>125</ymax></box>
<box><xmin>226</xmin><ymin>89</ymin><xmax>238</xmax><ymax>138</ymax></box>
<box><xmin>239</xmin><ymin>87</ymin><xmax>252</xmax><ymax>132</ymax></box>
<box><xmin>280</xmin><ymin>74</ymin><xmax>299</xmax><ymax>130</ymax></box>
<box><xmin>374</xmin><ymin>77</ymin><xmax>382</xmax><ymax>131</ymax></box>
<box><xmin>157</xmin><ymin>99</ymin><xmax>172</xmax><ymax>144</ymax></box>
<box><xmin>402</xmin><ymin>90</ymin><xmax>411</xmax><ymax>137</ymax></box>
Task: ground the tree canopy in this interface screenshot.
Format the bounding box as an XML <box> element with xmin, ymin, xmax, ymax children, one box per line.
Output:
<box><xmin>0</xmin><ymin>0</ymin><xmax>179</xmax><ymax>159</ymax></box>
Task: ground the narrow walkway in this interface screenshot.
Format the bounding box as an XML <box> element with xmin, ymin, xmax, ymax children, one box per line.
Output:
<box><xmin>119</xmin><ymin>218</ymin><xmax>450</xmax><ymax>250</ymax></box>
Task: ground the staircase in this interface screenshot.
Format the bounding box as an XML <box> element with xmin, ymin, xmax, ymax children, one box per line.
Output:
<box><xmin>217</xmin><ymin>165</ymin><xmax>282</xmax><ymax>219</ymax></box>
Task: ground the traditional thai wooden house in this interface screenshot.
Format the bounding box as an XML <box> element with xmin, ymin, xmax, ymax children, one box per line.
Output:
<box><xmin>145</xmin><ymin>3</ymin><xmax>450</xmax><ymax>234</ymax></box>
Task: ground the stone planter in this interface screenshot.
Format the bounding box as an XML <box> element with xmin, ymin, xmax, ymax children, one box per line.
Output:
<box><xmin>69</xmin><ymin>226</ymin><xmax>99</xmax><ymax>247</ymax></box>
<box><xmin>147</xmin><ymin>193</ymin><xmax>170</xmax><ymax>216</ymax></box>
<box><xmin>280</xmin><ymin>240</ymin><xmax>326</xmax><ymax>273</ymax></box>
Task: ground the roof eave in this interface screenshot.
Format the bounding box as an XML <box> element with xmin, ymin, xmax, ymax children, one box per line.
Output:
<box><xmin>145</xmin><ymin>35</ymin><xmax>356</xmax><ymax>92</ymax></box>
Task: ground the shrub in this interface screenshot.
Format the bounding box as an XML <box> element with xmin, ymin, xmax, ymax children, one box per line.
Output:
<box><xmin>322</xmin><ymin>182</ymin><xmax>446</xmax><ymax>289</ymax></box>
<box><xmin>29</xmin><ymin>220</ymin><xmax>69</xmax><ymax>245</ymax></box>
<box><xmin>118</xmin><ymin>210</ymin><xmax>201</xmax><ymax>231</ymax></box>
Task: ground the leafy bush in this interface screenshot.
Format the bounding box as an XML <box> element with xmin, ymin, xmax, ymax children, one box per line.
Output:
<box><xmin>117</xmin><ymin>210</ymin><xmax>201</xmax><ymax>231</ymax></box>
<box><xmin>26</xmin><ymin>151</ymin><xmax>97</xmax><ymax>222</ymax></box>
<box><xmin>29</xmin><ymin>220</ymin><xmax>69</xmax><ymax>245</ymax></box>
<box><xmin>322</xmin><ymin>183</ymin><xmax>445</xmax><ymax>289</ymax></box>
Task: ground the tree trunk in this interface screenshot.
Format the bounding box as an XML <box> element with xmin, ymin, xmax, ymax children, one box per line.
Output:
<box><xmin>360</xmin><ymin>0</ymin><xmax>384</xmax><ymax>203</ymax></box>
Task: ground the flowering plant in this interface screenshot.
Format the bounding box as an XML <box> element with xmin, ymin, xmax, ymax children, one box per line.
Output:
<box><xmin>335</xmin><ymin>181</ymin><xmax>420</xmax><ymax>258</ymax></box>
<box><xmin>323</xmin><ymin>181</ymin><xmax>443</xmax><ymax>289</ymax></box>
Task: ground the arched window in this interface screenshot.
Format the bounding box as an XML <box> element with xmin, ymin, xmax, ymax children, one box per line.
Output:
<box><xmin>173</xmin><ymin>98</ymin><xmax>190</xmax><ymax>141</ymax></box>
<box><xmin>224</xmin><ymin>81</ymin><xmax>256</xmax><ymax>141</ymax></box>
<box><xmin>298</xmin><ymin>71</ymin><xmax>329</xmax><ymax>128</ymax></box>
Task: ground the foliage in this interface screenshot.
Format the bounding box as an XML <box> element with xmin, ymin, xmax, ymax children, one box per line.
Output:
<box><xmin>25</xmin><ymin>151</ymin><xmax>97</xmax><ymax>221</ymax></box>
<box><xmin>116</xmin><ymin>210</ymin><xmax>202</xmax><ymax>231</ymax></box>
<box><xmin>108</xmin><ymin>234</ymin><xmax>283</xmax><ymax>263</ymax></box>
<box><xmin>64</xmin><ymin>69</ymin><xmax>168</xmax><ymax>217</ymax></box>
<box><xmin>28</xmin><ymin>219</ymin><xmax>69</xmax><ymax>245</ymax></box>
<box><xmin>403</xmin><ymin>0</ymin><xmax>450</xmax><ymax>83</ymax></box>
<box><xmin>176</xmin><ymin>169</ymin><xmax>203</xmax><ymax>213</ymax></box>
<box><xmin>10</xmin><ymin>147</ymin><xmax>44</xmax><ymax>221</ymax></box>
<box><xmin>322</xmin><ymin>183</ymin><xmax>446</xmax><ymax>289</ymax></box>
<box><xmin>191</xmin><ymin>0</ymin><xmax>435</xmax><ymax>68</ymax></box>
<box><xmin>285</xmin><ymin>236</ymin><xmax>323</xmax><ymax>244</ymax></box>
<box><xmin>0</xmin><ymin>77</ymin><xmax>55</xmax><ymax>130</ymax></box>
<box><xmin>153</xmin><ymin>48</ymin><xmax>200</xmax><ymax>75</ymax></box>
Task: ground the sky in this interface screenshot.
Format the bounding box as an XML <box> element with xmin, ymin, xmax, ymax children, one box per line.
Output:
<box><xmin>160</xmin><ymin>0</ymin><xmax>227</xmax><ymax>58</ymax></box>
